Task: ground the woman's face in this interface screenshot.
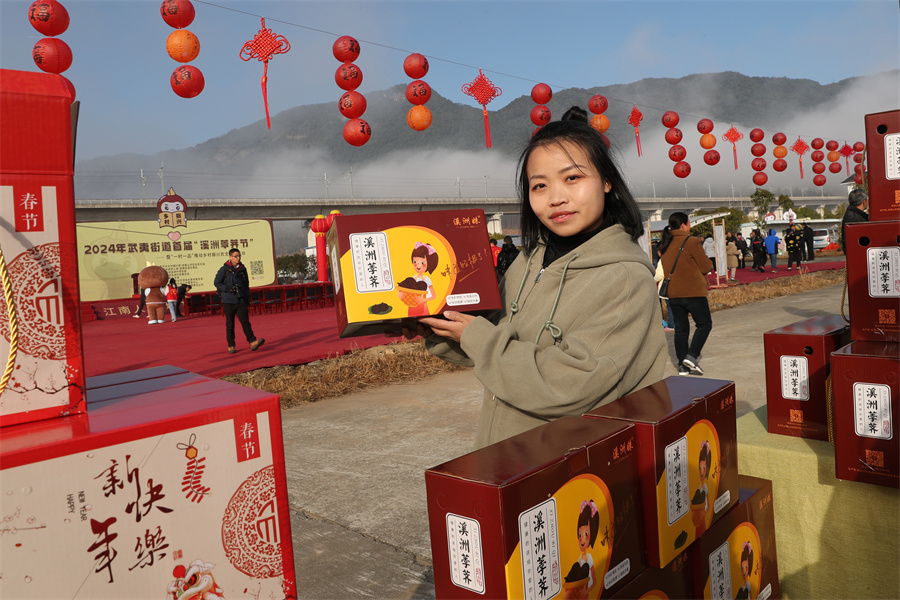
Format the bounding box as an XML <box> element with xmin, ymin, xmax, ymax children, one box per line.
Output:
<box><xmin>527</xmin><ymin>141</ymin><xmax>611</xmax><ymax>238</ymax></box>
<box><xmin>699</xmin><ymin>460</ymin><xmax>707</xmax><ymax>480</ymax></box>
<box><xmin>577</xmin><ymin>524</ymin><xmax>591</xmax><ymax>552</ymax></box>
<box><xmin>741</xmin><ymin>559</ymin><xmax>749</xmax><ymax>579</ymax></box>
<box><xmin>413</xmin><ymin>255</ymin><xmax>427</xmax><ymax>274</ymax></box>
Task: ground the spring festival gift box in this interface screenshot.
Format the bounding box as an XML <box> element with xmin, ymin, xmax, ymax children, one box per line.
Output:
<box><xmin>584</xmin><ymin>377</ymin><xmax>739</xmax><ymax>568</ymax></box>
<box><xmin>691</xmin><ymin>475</ymin><xmax>780</xmax><ymax>600</ymax></box>
<box><xmin>844</xmin><ymin>220</ymin><xmax>900</xmax><ymax>343</ymax></box>
<box><xmin>425</xmin><ymin>416</ymin><xmax>645</xmax><ymax>600</ymax></box>
<box><xmin>864</xmin><ymin>110</ymin><xmax>900</xmax><ymax>222</ymax></box>
<box><xmin>326</xmin><ymin>209</ymin><xmax>502</xmax><ymax>338</ymax></box>
<box><xmin>763</xmin><ymin>315</ymin><xmax>850</xmax><ymax>441</ymax></box>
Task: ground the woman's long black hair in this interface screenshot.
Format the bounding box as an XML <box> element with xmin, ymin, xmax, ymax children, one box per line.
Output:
<box><xmin>658</xmin><ymin>211</ymin><xmax>690</xmax><ymax>255</ymax></box>
<box><xmin>516</xmin><ymin>120</ymin><xmax>644</xmax><ymax>254</ymax></box>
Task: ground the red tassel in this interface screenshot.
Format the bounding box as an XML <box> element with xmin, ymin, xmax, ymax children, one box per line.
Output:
<box><xmin>482</xmin><ymin>107</ymin><xmax>492</xmax><ymax>149</ymax></box>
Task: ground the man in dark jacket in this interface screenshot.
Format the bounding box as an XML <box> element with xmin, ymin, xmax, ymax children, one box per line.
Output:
<box><xmin>214</xmin><ymin>248</ymin><xmax>264</xmax><ymax>354</ymax></box>
<box><xmin>841</xmin><ymin>189</ymin><xmax>870</xmax><ymax>253</ymax></box>
<box><xmin>802</xmin><ymin>223</ymin><xmax>815</xmax><ymax>261</ymax></box>
<box><xmin>174</xmin><ymin>283</ymin><xmax>192</xmax><ymax>318</ymax></box>
<box><xmin>735</xmin><ymin>233</ymin><xmax>748</xmax><ymax>269</ymax></box>
<box><xmin>495</xmin><ymin>236</ymin><xmax>520</xmax><ymax>279</ymax></box>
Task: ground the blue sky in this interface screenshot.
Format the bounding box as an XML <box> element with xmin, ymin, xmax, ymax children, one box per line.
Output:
<box><xmin>1</xmin><ymin>0</ymin><xmax>898</xmax><ymax>165</ymax></box>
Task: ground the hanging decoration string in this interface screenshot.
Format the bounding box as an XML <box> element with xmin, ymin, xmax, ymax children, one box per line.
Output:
<box><xmin>0</xmin><ymin>245</ymin><xmax>19</xmax><ymax>396</ymax></box>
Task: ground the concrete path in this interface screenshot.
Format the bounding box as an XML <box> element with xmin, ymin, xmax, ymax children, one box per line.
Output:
<box><xmin>282</xmin><ymin>284</ymin><xmax>847</xmax><ymax>599</ymax></box>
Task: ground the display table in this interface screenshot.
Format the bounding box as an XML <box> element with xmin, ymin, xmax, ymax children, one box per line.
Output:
<box><xmin>737</xmin><ymin>406</ymin><xmax>899</xmax><ymax>599</ymax></box>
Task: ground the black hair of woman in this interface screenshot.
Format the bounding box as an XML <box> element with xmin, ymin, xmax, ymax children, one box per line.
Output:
<box><xmin>169</xmin><ymin>278</ymin><xmax>176</xmax><ymax>286</ymax></box>
<box><xmin>578</xmin><ymin>500</ymin><xmax>601</xmax><ymax>548</ymax></box>
<box><xmin>561</xmin><ymin>105</ymin><xmax>588</xmax><ymax>123</ymax></box>
<box><xmin>657</xmin><ymin>211</ymin><xmax>690</xmax><ymax>255</ymax></box>
<box><xmin>516</xmin><ymin>119</ymin><xmax>644</xmax><ymax>254</ymax></box>
<box><xmin>411</xmin><ymin>242</ymin><xmax>439</xmax><ymax>273</ymax></box>
<box><xmin>741</xmin><ymin>541</ymin><xmax>754</xmax><ymax>571</ymax></box>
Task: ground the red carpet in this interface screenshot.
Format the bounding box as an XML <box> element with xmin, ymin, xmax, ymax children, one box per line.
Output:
<box><xmin>705</xmin><ymin>258</ymin><xmax>844</xmax><ymax>286</ymax></box>
<box><xmin>82</xmin><ymin>307</ymin><xmax>399</xmax><ymax>379</ymax></box>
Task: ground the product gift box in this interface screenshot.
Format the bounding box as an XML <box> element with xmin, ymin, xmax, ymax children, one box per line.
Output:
<box><xmin>763</xmin><ymin>315</ymin><xmax>851</xmax><ymax>441</ymax></box>
<box><xmin>864</xmin><ymin>109</ymin><xmax>900</xmax><ymax>221</ymax></box>
<box><xmin>584</xmin><ymin>377</ymin><xmax>739</xmax><ymax>568</ymax></box>
<box><xmin>844</xmin><ymin>220</ymin><xmax>900</xmax><ymax>343</ymax></box>
<box><xmin>692</xmin><ymin>475</ymin><xmax>780</xmax><ymax>600</ymax></box>
<box><xmin>608</xmin><ymin>548</ymin><xmax>692</xmax><ymax>600</ymax></box>
<box><xmin>0</xmin><ymin>69</ymin><xmax>85</xmax><ymax>427</ymax></box>
<box><xmin>326</xmin><ymin>209</ymin><xmax>502</xmax><ymax>337</ymax></box>
<box><xmin>425</xmin><ymin>416</ymin><xmax>646</xmax><ymax>599</ymax></box>
<box><xmin>831</xmin><ymin>340</ymin><xmax>900</xmax><ymax>488</ymax></box>
<box><xmin>0</xmin><ymin>369</ymin><xmax>296</xmax><ymax>599</ymax></box>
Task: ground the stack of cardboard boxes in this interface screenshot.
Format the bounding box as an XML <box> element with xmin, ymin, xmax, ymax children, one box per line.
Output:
<box><xmin>0</xmin><ymin>70</ymin><xmax>296</xmax><ymax>599</ymax></box>
<box><xmin>763</xmin><ymin>109</ymin><xmax>899</xmax><ymax>489</ymax></box>
<box><xmin>426</xmin><ymin>377</ymin><xmax>780</xmax><ymax>599</ymax></box>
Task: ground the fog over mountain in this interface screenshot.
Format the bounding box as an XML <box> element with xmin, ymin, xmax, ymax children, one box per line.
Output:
<box><xmin>75</xmin><ymin>70</ymin><xmax>899</xmax><ymax>202</ymax></box>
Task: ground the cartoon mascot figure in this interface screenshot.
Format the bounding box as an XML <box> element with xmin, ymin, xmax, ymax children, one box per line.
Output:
<box><xmin>166</xmin><ymin>559</ymin><xmax>224</xmax><ymax>599</ymax></box>
<box><xmin>138</xmin><ymin>265</ymin><xmax>169</xmax><ymax>324</ymax></box>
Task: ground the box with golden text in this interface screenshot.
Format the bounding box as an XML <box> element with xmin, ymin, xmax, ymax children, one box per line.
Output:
<box><xmin>326</xmin><ymin>209</ymin><xmax>502</xmax><ymax>337</ymax></box>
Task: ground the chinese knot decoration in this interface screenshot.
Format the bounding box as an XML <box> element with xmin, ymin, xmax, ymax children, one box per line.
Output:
<box><xmin>789</xmin><ymin>137</ymin><xmax>809</xmax><ymax>179</ymax></box>
<box><xmin>462</xmin><ymin>69</ymin><xmax>502</xmax><ymax>148</ymax></box>
<box><xmin>240</xmin><ymin>17</ymin><xmax>290</xmax><ymax>128</ymax></box>
<box><xmin>29</xmin><ymin>0</ymin><xmax>73</xmax><ymax>77</ymax></box>
<box><xmin>626</xmin><ymin>105</ymin><xmax>643</xmax><ymax>156</ymax></box>
<box><xmin>722</xmin><ymin>124</ymin><xmax>743</xmax><ymax>170</ymax></box>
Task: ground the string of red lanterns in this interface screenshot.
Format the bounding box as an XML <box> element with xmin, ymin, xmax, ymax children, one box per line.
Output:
<box><xmin>334</xmin><ymin>35</ymin><xmax>370</xmax><ymax>146</ymax></box>
<box><xmin>161</xmin><ymin>0</ymin><xmax>204</xmax><ymax>99</ymax></box>
<box><xmin>587</xmin><ymin>95</ymin><xmax>610</xmax><ymax>147</ymax></box>
<box><xmin>29</xmin><ymin>0</ymin><xmax>73</xmax><ymax>82</ymax></box>
<box><xmin>530</xmin><ymin>83</ymin><xmax>552</xmax><ymax>137</ymax></box>
<box><xmin>662</xmin><ymin>111</ymin><xmax>690</xmax><ymax>178</ymax></box>
<box><xmin>405</xmin><ymin>53</ymin><xmax>432</xmax><ymax>132</ymax></box>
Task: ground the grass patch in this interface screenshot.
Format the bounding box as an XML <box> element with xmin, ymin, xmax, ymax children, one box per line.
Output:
<box><xmin>224</xmin><ymin>267</ymin><xmax>846</xmax><ymax>407</ymax></box>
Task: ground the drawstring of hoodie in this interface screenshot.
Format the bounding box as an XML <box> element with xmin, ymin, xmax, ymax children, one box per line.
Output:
<box><xmin>506</xmin><ymin>250</ymin><xmax>578</xmax><ymax>345</ymax></box>
<box><xmin>507</xmin><ymin>252</ymin><xmax>534</xmax><ymax>322</ymax></box>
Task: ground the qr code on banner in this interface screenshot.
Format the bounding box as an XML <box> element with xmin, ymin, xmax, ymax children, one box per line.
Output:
<box><xmin>865</xmin><ymin>450</ymin><xmax>884</xmax><ymax>468</ymax></box>
<box><xmin>878</xmin><ymin>309</ymin><xmax>896</xmax><ymax>325</ymax></box>
<box><xmin>249</xmin><ymin>260</ymin><xmax>264</xmax><ymax>276</ymax></box>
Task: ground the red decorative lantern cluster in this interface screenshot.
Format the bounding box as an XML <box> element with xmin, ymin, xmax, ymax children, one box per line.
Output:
<box><xmin>772</xmin><ymin>132</ymin><xmax>788</xmax><ymax>172</ymax></box>
<box><xmin>749</xmin><ymin>128</ymin><xmax>767</xmax><ymax>186</ymax></box>
<box><xmin>240</xmin><ymin>17</ymin><xmax>290</xmax><ymax>126</ymax></box>
<box><xmin>721</xmin><ymin>123</ymin><xmax>742</xmax><ymax>171</ymax></box>
<box><xmin>162</xmin><ymin>0</ymin><xmax>204</xmax><ymax>98</ymax></box>
<box><xmin>462</xmin><ymin>69</ymin><xmax>502</xmax><ymax>148</ymax></box>
<box><xmin>826</xmin><ymin>140</ymin><xmax>842</xmax><ymax>174</ymax></box>
<box><xmin>662</xmin><ymin>110</ymin><xmax>689</xmax><ymax>177</ymax></box>
<box><xmin>588</xmin><ymin>95</ymin><xmax>610</xmax><ymax>144</ymax></box>
<box><xmin>530</xmin><ymin>83</ymin><xmax>552</xmax><ymax>132</ymax></box>
<box><xmin>810</xmin><ymin>140</ymin><xmax>826</xmax><ymax>185</ymax></box>
<box><xmin>333</xmin><ymin>36</ymin><xmax>369</xmax><ymax>146</ymax></box>
<box><xmin>405</xmin><ymin>53</ymin><xmax>432</xmax><ymax>132</ymax></box>
<box><xmin>29</xmin><ymin>0</ymin><xmax>72</xmax><ymax>80</ymax></box>
<box><xmin>851</xmin><ymin>141</ymin><xmax>866</xmax><ymax>185</ymax></box>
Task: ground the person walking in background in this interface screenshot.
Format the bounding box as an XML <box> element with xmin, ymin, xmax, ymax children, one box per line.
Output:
<box><xmin>750</xmin><ymin>229</ymin><xmax>767</xmax><ymax>273</ymax></box>
<box><xmin>764</xmin><ymin>229</ymin><xmax>781</xmax><ymax>272</ymax></box>
<box><xmin>658</xmin><ymin>212</ymin><xmax>713</xmax><ymax>376</ymax></box>
<box><xmin>785</xmin><ymin>225</ymin><xmax>804</xmax><ymax>271</ymax></box>
<box><xmin>654</xmin><ymin>258</ymin><xmax>675</xmax><ymax>331</ymax></box>
<box><xmin>133</xmin><ymin>287</ymin><xmax>147</xmax><ymax>318</ymax></box>
<box><xmin>735</xmin><ymin>233</ymin><xmax>748</xmax><ymax>269</ymax></box>
<box><xmin>802</xmin><ymin>223</ymin><xmax>815</xmax><ymax>261</ymax></box>
<box><xmin>841</xmin><ymin>189</ymin><xmax>869</xmax><ymax>253</ymax></box>
<box><xmin>214</xmin><ymin>248</ymin><xmax>265</xmax><ymax>354</ymax></box>
<box><xmin>175</xmin><ymin>283</ymin><xmax>192</xmax><ymax>318</ymax></box>
<box><xmin>725</xmin><ymin>237</ymin><xmax>740</xmax><ymax>282</ymax></box>
<box><xmin>703</xmin><ymin>234</ymin><xmax>716</xmax><ymax>272</ymax></box>
<box><xmin>165</xmin><ymin>278</ymin><xmax>179</xmax><ymax>322</ymax></box>
<box><xmin>495</xmin><ymin>235</ymin><xmax>520</xmax><ymax>280</ymax></box>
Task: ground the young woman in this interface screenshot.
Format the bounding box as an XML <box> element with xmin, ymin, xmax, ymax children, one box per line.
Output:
<box><xmin>166</xmin><ymin>278</ymin><xmax>179</xmax><ymax>322</ymax></box>
<box><xmin>658</xmin><ymin>212</ymin><xmax>713</xmax><ymax>376</ymax></box>
<box><xmin>414</xmin><ymin>120</ymin><xmax>667</xmax><ymax>447</ymax></box>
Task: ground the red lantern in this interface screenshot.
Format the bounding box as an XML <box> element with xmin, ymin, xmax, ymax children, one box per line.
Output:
<box><xmin>813</xmin><ymin>174</ymin><xmax>826</xmax><ymax>186</ymax></box>
<box><xmin>749</xmin><ymin>128</ymin><xmax>764</xmax><ymax>143</ymax></box>
<box><xmin>160</xmin><ymin>0</ymin><xmax>194</xmax><ymax>29</ymax></box>
<box><xmin>531</xmin><ymin>83</ymin><xmax>552</xmax><ymax>104</ymax></box>
<box><xmin>704</xmin><ymin>150</ymin><xmax>721</xmax><ymax>166</ymax></box>
<box><xmin>854</xmin><ymin>164</ymin><xmax>865</xmax><ymax>175</ymax></box>
<box><xmin>403</xmin><ymin>53</ymin><xmax>429</xmax><ymax>79</ymax></box>
<box><xmin>811</xmin><ymin>150</ymin><xmax>824</xmax><ymax>162</ymax></box>
<box><xmin>32</xmin><ymin>38</ymin><xmax>71</xmax><ymax>74</ymax></box>
<box><xmin>828</xmin><ymin>162</ymin><xmax>842</xmax><ymax>174</ymax></box>
<box><xmin>773</xmin><ymin>158</ymin><xmax>787</xmax><ymax>172</ymax></box>
<box><xmin>335</xmin><ymin>63</ymin><xmax>363</xmax><ymax>91</ymax></box>
<box><xmin>665</xmin><ymin>128</ymin><xmax>683</xmax><ymax>145</ymax></box>
<box><xmin>753</xmin><ymin>172</ymin><xmax>768</xmax><ymax>186</ymax></box>
<box><xmin>773</xmin><ymin>145</ymin><xmax>788</xmax><ymax>158</ymax></box>
<box><xmin>772</xmin><ymin>132</ymin><xmax>787</xmax><ymax>145</ymax></box>
<box><xmin>668</xmin><ymin>145</ymin><xmax>686</xmax><ymax>162</ymax></box>
<box><xmin>338</xmin><ymin>90</ymin><xmax>366</xmax><ymax>119</ymax></box>
<box><xmin>812</xmin><ymin>162</ymin><xmax>826</xmax><ymax>174</ymax></box>
<box><xmin>853</xmin><ymin>153</ymin><xmax>864</xmax><ymax>164</ymax></box>
<box><xmin>530</xmin><ymin>105</ymin><xmax>551</xmax><ymax>126</ymax></box>
<box><xmin>673</xmin><ymin>161</ymin><xmax>691</xmax><ymax>178</ymax></box>
<box><xmin>662</xmin><ymin>111</ymin><xmax>679</xmax><ymax>128</ymax></box>
<box><xmin>590</xmin><ymin>114</ymin><xmax>610</xmax><ymax>133</ymax></box>
<box><xmin>310</xmin><ymin>215</ymin><xmax>329</xmax><ymax>281</ymax></box>
<box><xmin>405</xmin><ymin>80</ymin><xmax>431</xmax><ymax>105</ymax></box>
<box><xmin>853</xmin><ymin>141</ymin><xmax>865</xmax><ymax>152</ymax></box>
<box><xmin>825</xmin><ymin>140</ymin><xmax>839</xmax><ymax>151</ymax></box>
<box><xmin>699</xmin><ymin>133</ymin><xmax>716</xmax><ymax>149</ymax></box>
<box><xmin>588</xmin><ymin>95</ymin><xmax>608</xmax><ymax>114</ymax></box>
<box><xmin>751</xmin><ymin>157</ymin><xmax>767</xmax><ymax>171</ymax></box>
<box><xmin>854</xmin><ymin>173</ymin><xmax>864</xmax><ymax>185</ymax></box>
<box><xmin>599</xmin><ymin>133</ymin><xmax>611</xmax><ymax>148</ymax></box>
<box><xmin>333</xmin><ymin>35</ymin><xmax>360</xmax><ymax>63</ymax></box>
<box><xmin>407</xmin><ymin>105</ymin><xmax>432</xmax><ymax>131</ymax></box>
<box><xmin>811</xmin><ymin>138</ymin><xmax>824</xmax><ymax>150</ymax></box>
<box><xmin>325</xmin><ymin>209</ymin><xmax>342</xmax><ymax>230</ymax></box>
<box><xmin>170</xmin><ymin>64</ymin><xmax>204</xmax><ymax>98</ymax></box>
<box><xmin>826</xmin><ymin>150</ymin><xmax>840</xmax><ymax>162</ymax></box>
<box><xmin>697</xmin><ymin>118</ymin><xmax>714</xmax><ymax>134</ymax></box>
<box><xmin>166</xmin><ymin>29</ymin><xmax>200</xmax><ymax>63</ymax></box>
<box><xmin>343</xmin><ymin>118</ymin><xmax>371</xmax><ymax>146</ymax></box>
<box><xmin>751</xmin><ymin>143</ymin><xmax>766</xmax><ymax>157</ymax></box>
<box><xmin>29</xmin><ymin>0</ymin><xmax>69</xmax><ymax>36</ymax></box>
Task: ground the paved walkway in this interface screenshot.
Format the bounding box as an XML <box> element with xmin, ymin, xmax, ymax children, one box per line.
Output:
<box><xmin>282</xmin><ymin>284</ymin><xmax>849</xmax><ymax>599</ymax></box>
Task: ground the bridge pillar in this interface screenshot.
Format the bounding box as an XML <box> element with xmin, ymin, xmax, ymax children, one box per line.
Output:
<box><xmin>649</xmin><ymin>208</ymin><xmax>664</xmax><ymax>221</ymax></box>
<box><xmin>487</xmin><ymin>212</ymin><xmax>503</xmax><ymax>236</ymax></box>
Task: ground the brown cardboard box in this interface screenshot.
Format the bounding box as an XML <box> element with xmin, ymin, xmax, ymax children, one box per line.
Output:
<box><xmin>844</xmin><ymin>220</ymin><xmax>900</xmax><ymax>343</ymax></box>
<box><xmin>831</xmin><ymin>340</ymin><xmax>900</xmax><ymax>488</ymax></box>
<box><xmin>326</xmin><ymin>209</ymin><xmax>502</xmax><ymax>337</ymax></box>
<box><xmin>763</xmin><ymin>315</ymin><xmax>850</xmax><ymax>441</ymax></box>
<box><xmin>425</xmin><ymin>416</ymin><xmax>645</xmax><ymax>599</ymax></box>
<box><xmin>692</xmin><ymin>475</ymin><xmax>780</xmax><ymax>600</ymax></box>
<box><xmin>864</xmin><ymin>110</ymin><xmax>900</xmax><ymax>221</ymax></box>
<box><xmin>584</xmin><ymin>377</ymin><xmax>738</xmax><ymax>568</ymax></box>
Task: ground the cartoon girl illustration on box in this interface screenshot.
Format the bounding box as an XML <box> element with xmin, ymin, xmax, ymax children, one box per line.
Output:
<box><xmin>397</xmin><ymin>242</ymin><xmax>438</xmax><ymax>317</ymax></box>
<box><xmin>563</xmin><ymin>500</ymin><xmax>600</xmax><ymax>599</ymax></box>
<box><xmin>735</xmin><ymin>541</ymin><xmax>754</xmax><ymax>599</ymax></box>
<box><xmin>691</xmin><ymin>440</ymin><xmax>711</xmax><ymax>536</ymax></box>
